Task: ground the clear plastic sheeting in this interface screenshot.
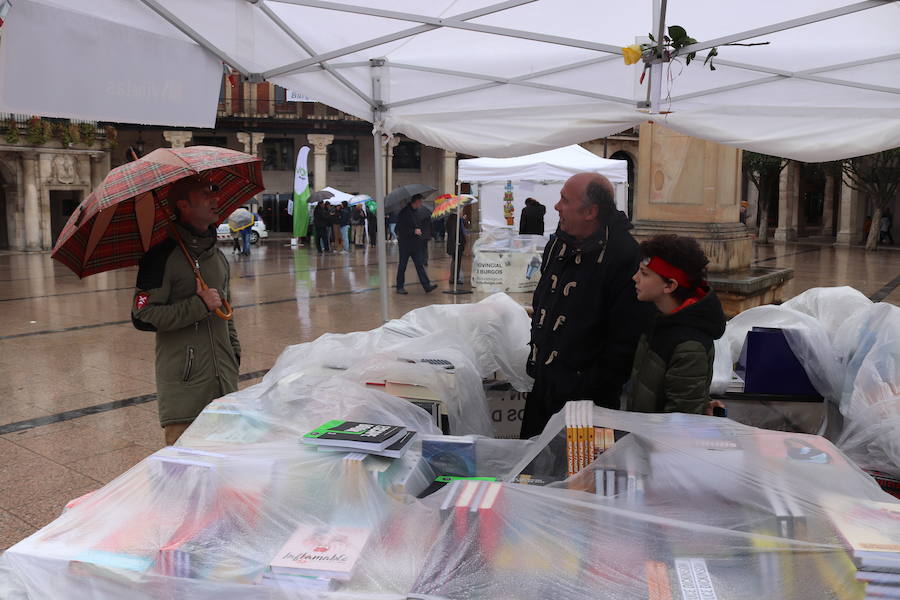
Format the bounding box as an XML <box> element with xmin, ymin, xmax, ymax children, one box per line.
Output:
<box><xmin>265</xmin><ymin>293</ymin><xmax>532</xmax><ymax>400</ymax></box>
<box><xmin>470</xmin><ymin>227</ymin><xmax>547</xmax><ymax>255</ymax></box>
<box><xmin>712</xmin><ymin>287</ymin><xmax>900</xmax><ymax>477</ymax></box>
<box><xmin>5</xmin><ymin>401</ymin><xmax>897</xmax><ymax>599</ymax></box>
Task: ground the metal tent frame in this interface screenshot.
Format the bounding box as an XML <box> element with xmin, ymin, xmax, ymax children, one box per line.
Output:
<box><xmin>136</xmin><ymin>0</ymin><xmax>896</xmax><ymax>321</ymax></box>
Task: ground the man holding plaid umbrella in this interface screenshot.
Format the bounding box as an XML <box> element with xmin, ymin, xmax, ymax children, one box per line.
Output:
<box><xmin>131</xmin><ymin>176</ymin><xmax>241</xmax><ymax>445</ymax></box>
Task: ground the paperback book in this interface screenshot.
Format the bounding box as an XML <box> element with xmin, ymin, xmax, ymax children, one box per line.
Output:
<box><xmin>269</xmin><ymin>523</ymin><xmax>372</xmax><ymax>581</ymax></box>
<box><xmin>303</xmin><ymin>420</ymin><xmax>407</xmax><ymax>452</ymax></box>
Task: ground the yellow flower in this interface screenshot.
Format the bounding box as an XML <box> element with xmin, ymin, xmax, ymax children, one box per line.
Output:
<box><xmin>622</xmin><ymin>44</ymin><xmax>643</xmax><ymax>66</ymax></box>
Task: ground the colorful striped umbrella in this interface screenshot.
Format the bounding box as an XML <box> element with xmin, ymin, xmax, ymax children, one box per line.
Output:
<box><xmin>431</xmin><ymin>194</ymin><xmax>478</xmax><ymax>220</ymax></box>
<box><xmin>51</xmin><ymin>146</ymin><xmax>263</xmax><ymax>279</ymax></box>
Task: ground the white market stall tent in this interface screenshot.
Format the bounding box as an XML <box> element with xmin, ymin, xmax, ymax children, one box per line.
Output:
<box><xmin>458</xmin><ymin>145</ymin><xmax>629</xmax><ymax>232</ymax></box>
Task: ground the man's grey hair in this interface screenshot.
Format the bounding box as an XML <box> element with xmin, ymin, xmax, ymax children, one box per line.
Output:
<box><xmin>584</xmin><ymin>180</ymin><xmax>616</xmax><ymax>221</ymax></box>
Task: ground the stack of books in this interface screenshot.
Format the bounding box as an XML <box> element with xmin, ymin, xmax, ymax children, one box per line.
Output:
<box><xmin>265</xmin><ymin>522</ymin><xmax>372</xmax><ymax>589</ymax></box>
<box><xmin>302</xmin><ymin>419</ymin><xmax>416</xmax><ymax>459</ymax></box>
<box><xmin>411</xmin><ymin>479</ymin><xmax>505</xmax><ymax>596</ymax></box>
<box><xmin>565</xmin><ymin>401</ymin><xmax>618</xmax><ymax>477</ymax></box>
<box><xmin>827</xmin><ymin>496</ymin><xmax>900</xmax><ymax>598</ymax></box>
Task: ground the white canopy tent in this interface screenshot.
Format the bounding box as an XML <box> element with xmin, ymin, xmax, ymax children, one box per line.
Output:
<box><xmin>4</xmin><ymin>0</ymin><xmax>900</xmax><ymax>320</ymax></box>
<box><xmin>458</xmin><ymin>145</ymin><xmax>629</xmax><ymax>232</ymax></box>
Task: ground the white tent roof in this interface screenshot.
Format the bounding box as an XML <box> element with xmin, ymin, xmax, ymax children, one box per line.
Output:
<box><xmin>458</xmin><ymin>145</ymin><xmax>627</xmax><ymax>184</ymax></box>
<box><xmin>3</xmin><ymin>1</ymin><xmax>900</xmax><ymax>162</ymax></box>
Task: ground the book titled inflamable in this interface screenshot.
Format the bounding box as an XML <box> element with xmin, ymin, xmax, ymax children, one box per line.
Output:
<box><xmin>269</xmin><ymin>523</ymin><xmax>371</xmax><ymax>581</ymax></box>
<box><xmin>303</xmin><ymin>420</ymin><xmax>407</xmax><ymax>452</ymax></box>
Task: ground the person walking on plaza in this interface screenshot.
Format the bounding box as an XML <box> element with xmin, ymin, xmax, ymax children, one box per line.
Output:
<box><xmin>328</xmin><ymin>202</ymin><xmax>341</xmax><ymax>252</ymax></box>
<box><xmin>880</xmin><ymin>211</ymin><xmax>894</xmax><ymax>245</ymax></box>
<box><xmin>351</xmin><ymin>204</ymin><xmax>366</xmax><ymax>247</ymax></box>
<box><xmin>366</xmin><ymin>206</ymin><xmax>378</xmax><ymax>246</ymax></box>
<box><xmin>388</xmin><ymin>210</ymin><xmax>400</xmax><ymax>242</ymax></box>
<box><xmin>521</xmin><ymin>173</ymin><xmax>654</xmax><ymax>439</ymax></box>
<box><xmin>131</xmin><ymin>176</ymin><xmax>240</xmax><ymax>445</ymax></box>
<box><xmin>314</xmin><ymin>201</ymin><xmax>330</xmax><ymax>253</ymax></box>
<box><xmin>519</xmin><ymin>197</ymin><xmax>546</xmax><ymax>235</ymax></box>
<box><xmin>338</xmin><ymin>200</ymin><xmax>351</xmax><ymax>253</ymax></box>
<box><xmin>395</xmin><ymin>194</ymin><xmax>437</xmax><ymax>294</ymax></box>
<box><xmin>446</xmin><ymin>212</ymin><xmax>467</xmax><ymax>284</ymax></box>
<box><xmin>625</xmin><ymin>234</ymin><xmax>727</xmax><ymax>416</ymax></box>
<box><xmin>239</xmin><ymin>212</ymin><xmax>253</xmax><ymax>256</ymax></box>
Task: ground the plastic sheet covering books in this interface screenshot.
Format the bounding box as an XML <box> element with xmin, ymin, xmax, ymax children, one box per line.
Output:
<box><xmin>711</xmin><ymin>287</ymin><xmax>900</xmax><ymax>478</ymax></box>
<box><xmin>5</xmin><ymin>400</ymin><xmax>900</xmax><ymax>598</ymax></box>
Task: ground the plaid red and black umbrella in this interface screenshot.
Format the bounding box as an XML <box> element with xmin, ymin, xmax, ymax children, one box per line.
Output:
<box><xmin>51</xmin><ymin>146</ymin><xmax>263</xmax><ymax>279</ymax></box>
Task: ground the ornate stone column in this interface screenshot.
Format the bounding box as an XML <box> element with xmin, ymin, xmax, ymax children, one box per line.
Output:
<box><xmin>745</xmin><ymin>179</ymin><xmax>759</xmax><ymax>230</ymax></box>
<box><xmin>441</xmin><ymin>149</ymin><xmax>457</xmax><ymax>196</ymax></box>
<box><xmin>774</xmin><ymin>161</ymin><xmax>799</xmax><ymax>242</ymax></box>
<box><xmin>307</xmin><ymin>134</ymin><xmax>333</xmax><ymax>191</ymax></box>
<box><xmin>383</xmin><ymin>137</ymin><xmax>400</xmax><ymax>196</ymax></box>
<box><xmin>22</xmin><ymin>152</ymin><xmax>41</xmax><ymax>251</ymax></box>
<box><xmin>836</xmin><ymin>175</ymin><xmax>862</xmax><ymax>246</ymax></box>
<box><xmin>822</xmin><ymin>172</ymin><xmax>835</xmax><ymax>234</ymax></box>
<box><xmin>89</xmin><ymin>152</ymin><xmax>109</xmax><ymax>192</ymax></box>
<box><xmin>163</xmin><ymin>130</ymin><xmax>193</xmax><ymax>149</ymax></box>
<box><xmin>237</xmin><ymin>132</ymin><xmax>266</xmax><ymax>157</ymax></box>
<box><xmin>633</xmin><ymin>122</ymin><xmax>750</xmax><ymax>272</ymax></box>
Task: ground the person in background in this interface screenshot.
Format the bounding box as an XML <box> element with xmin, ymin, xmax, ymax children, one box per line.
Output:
<box><xmin>339</xmin><ymin>200</ymin><xmax>351</xmax><ymax>254</ymax></box>
<box><xmin>625</xmin><ymin>234</ymin><xmax>727</xmax><ymax>416</ymax></box>
<box><xmin>388</xmin><ymin>210</ymin><xmax>400</xmax><ymax>243</ymax></box>
<box><xmin>446</xmin><ymin>212</ymin><xmax>467</xmax><ymax>285</ymax></box>
<box><xmin>416</xmin><ymin>201</ymin><xmax>433</xmax><ymax>266</ymax></box>
<box><xmin>131</xmin><ymin>176</ymin><xmax>240</xmax><ymax>445</ymax></box>
<box><xmin>366</xmin><ymin>206</ymin><xmax>379</xmax><ymax>246</ymax></box>
<box><xmin>328</xmin><ymin>202</ymin><xmax>340</xmax><ymax>252</ymax></box>
<box><xmin>239</xmin><ymin>212</ymin><xmax>253</xmax><ymax>256</ymax></box>
<box><xmin>395</xmin><ymin>195</ymin><xmax>437</xmax><ymax>294</ymax></box>
<box><xmin>519</xmin><ymin>197</ymin><xmax>546</xmax><ymax>235</ymax></box>
<box><xmin>880</xmin><ymin>211</ymin><xmax>894</xmax><ymax>245</ymax></box>
<box><xmin>521</xmin><ymin>173</ymin><xmax>654</xmax><ymax>439</ymax></box>
<box><xmin>314</xmin><ymin>201</ymin><xmax>330</xmax><ymax>254</ymax></box>
<box><xmin>351</xmin><ymin>204</ymin><xmax>367</xmax><ymax>247</ymax></box>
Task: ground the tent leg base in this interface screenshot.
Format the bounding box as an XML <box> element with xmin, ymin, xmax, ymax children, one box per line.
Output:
<box><xmin>443</xmin><ymin>289</ymin><xmax>473</xmax><ymax>295</ymax></box>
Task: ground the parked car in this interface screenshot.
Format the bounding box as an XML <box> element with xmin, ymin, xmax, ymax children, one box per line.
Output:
<box><xmin>217</xmin><ymin>211</ymin><xmax>268</xmax><ymax>244</ymax></box>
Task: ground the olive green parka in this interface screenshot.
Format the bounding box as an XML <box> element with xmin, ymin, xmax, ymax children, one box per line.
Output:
<box><xmin>624</xmin><ymin>291</ymin><xmax>726</xmax><ymax>415</ymax></box>
<box><xmin>132</xmin><ymin>224</ymin><xmax>240</xmax><ymax>427</ymax></box>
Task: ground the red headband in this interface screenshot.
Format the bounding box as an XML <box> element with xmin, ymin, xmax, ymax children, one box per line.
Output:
<box><xmin>644</xmin><ymin>256</ymin><xmax>693</xmax><ymax>290</ymax></box>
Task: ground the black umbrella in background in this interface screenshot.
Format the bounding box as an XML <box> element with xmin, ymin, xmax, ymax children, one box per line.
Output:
<box><xmin>384</xmin><ymin>184</ymin><xmax>436</xmax><ymax>214</ymax></box>
<box><xmin>308</xmin><ymin>189</ymin><xmax>335</xmax><ymax>204</ymax></box>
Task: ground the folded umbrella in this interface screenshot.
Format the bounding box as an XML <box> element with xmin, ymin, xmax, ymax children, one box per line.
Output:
<box><xmin>51</xmin><ymin>146</ymin><xmax>264</xmax><ymax>319</ymax></box>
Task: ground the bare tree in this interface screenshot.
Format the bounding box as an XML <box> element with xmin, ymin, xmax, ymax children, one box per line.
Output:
<box><xmin>842</xmin><ymin>149</ymin><xmax>900</xmax><ymax>251</ymax></box>
<box><xmin>743</xmin><ymin>152</ymin><xmax>787</xmax><ymax>244</ymax></box>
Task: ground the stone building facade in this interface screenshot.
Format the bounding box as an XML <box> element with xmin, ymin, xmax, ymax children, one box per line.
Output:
<box><xmin>0</xmin><ymin>117</ymin><xmax>111</xmax><ymax>251</ymax></box>
<box><xmin>0</xmin><ymin>80</ymin><xmax>893</xmax><ymax>250</ymax></box>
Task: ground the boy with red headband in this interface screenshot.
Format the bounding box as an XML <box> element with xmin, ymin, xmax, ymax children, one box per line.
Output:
<box><xmin>625</xmin><ymin>234</ymin><xmax>726</xmax><ymax>415</ymax></box>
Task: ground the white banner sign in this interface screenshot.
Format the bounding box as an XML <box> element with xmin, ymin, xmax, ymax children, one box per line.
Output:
<box><xmin>287</xmin><ymin>90</ymin><xmax>315</xmax><ymax>102</ymax></box>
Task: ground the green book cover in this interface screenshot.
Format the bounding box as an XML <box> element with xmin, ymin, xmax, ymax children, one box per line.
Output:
<box><xmin>303</xmin><ymin>420</ymin><xmax>406</xmax><ymax>450</ymax></box>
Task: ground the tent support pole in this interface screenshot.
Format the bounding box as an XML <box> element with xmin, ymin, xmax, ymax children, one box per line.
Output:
<box><xmin>372</xmin><ymin>62</ymin><xmax>390</xmax><ymax>322</ymax></box>
<box><xmin>374</xmin><ymin>128</ymin><xmax>389</xmax><ymax>321</ymax></box>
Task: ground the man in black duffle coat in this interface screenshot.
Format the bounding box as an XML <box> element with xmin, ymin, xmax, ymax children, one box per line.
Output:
<box><xmin>519</xmin><ymin>197</ymin><xmax>546</xmax><ymax>235</ymax></box>
<box><xmin>520</xmin><ymin>173</ymin><xmax>655</xmax><ymax>438</ymax></box>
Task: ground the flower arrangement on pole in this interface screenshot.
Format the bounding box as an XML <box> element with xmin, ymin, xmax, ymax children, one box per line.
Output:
<box><xmin>622</xmin><ymin>25</ymin><xmax>769</xmax><ymax>75</ymax></box>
